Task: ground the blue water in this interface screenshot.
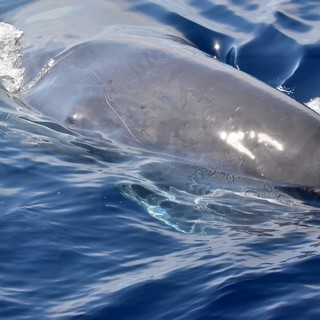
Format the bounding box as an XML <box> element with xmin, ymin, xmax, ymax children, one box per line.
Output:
<box><xmin>1</xmin><ymin>1</ymin><xmax>320</xmax><ymax>319</ymax></box>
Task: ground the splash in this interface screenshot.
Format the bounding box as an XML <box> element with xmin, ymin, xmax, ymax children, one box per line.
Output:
<box><xmin>0</xmin><ymin>22</ymin><xmax>25</xmax><ymax>93</ymax></box>
<box><xmin>306</xmin><ymin>97</ymin><xmax>320</xmax><ymax>115</ymax></box>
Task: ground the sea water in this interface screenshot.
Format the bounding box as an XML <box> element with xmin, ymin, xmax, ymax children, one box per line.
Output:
<box><xmin>0</xmin><ymin>1</ymin><xmax>320</xmax><ymax>319</ymax></box>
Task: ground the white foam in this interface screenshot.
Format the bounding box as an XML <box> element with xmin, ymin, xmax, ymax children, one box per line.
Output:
<box><xmin>306</xmin><ymin>97</ymin><xmax>320</xmax><ymax>115</ymax></box>
<box><xmin>0</xmin><ymin>22</ymin><xmax>25</xmax><ymax>93</ymax></box>
<box><xmin>21</xmin><ymin>58</ymin><xmax>56</xmax><ymax>92</ymax></box>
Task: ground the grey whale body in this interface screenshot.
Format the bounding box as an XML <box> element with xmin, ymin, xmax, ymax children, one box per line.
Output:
<box><xmin>18</xmin><ymin>34</ymin><xmax>320</xmax><ymax>188</ymax></box>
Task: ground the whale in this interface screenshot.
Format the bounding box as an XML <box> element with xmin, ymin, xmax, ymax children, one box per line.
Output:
<box><xmin>14</xmin><ymin>31</ymin><xmax>320</xmax><ymax>189</ymax></box>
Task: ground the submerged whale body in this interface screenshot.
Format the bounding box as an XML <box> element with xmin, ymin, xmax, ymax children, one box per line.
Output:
<box><xmin>17</xmin><ymin>33</ymin><xmax>320</xmax><ymax>188</ymax></box>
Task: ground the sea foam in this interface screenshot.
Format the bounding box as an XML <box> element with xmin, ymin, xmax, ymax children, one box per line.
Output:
<box><xmin>0</xmin><ymin>22</ymin><xmax>25</xmax><ymax>93</ymax></box>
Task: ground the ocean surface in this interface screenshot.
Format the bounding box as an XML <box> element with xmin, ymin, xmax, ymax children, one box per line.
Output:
<box><xmin>0</xmin><ymin>0</ymin><xmax>320</xmax><ymax>319</ymax></box>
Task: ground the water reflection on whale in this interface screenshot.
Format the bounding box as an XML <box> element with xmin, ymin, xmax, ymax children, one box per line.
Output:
<box><xmin>18</xmin><ymin>31</ymin><xmax>320</xmax><ymax>185</ymax></box>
